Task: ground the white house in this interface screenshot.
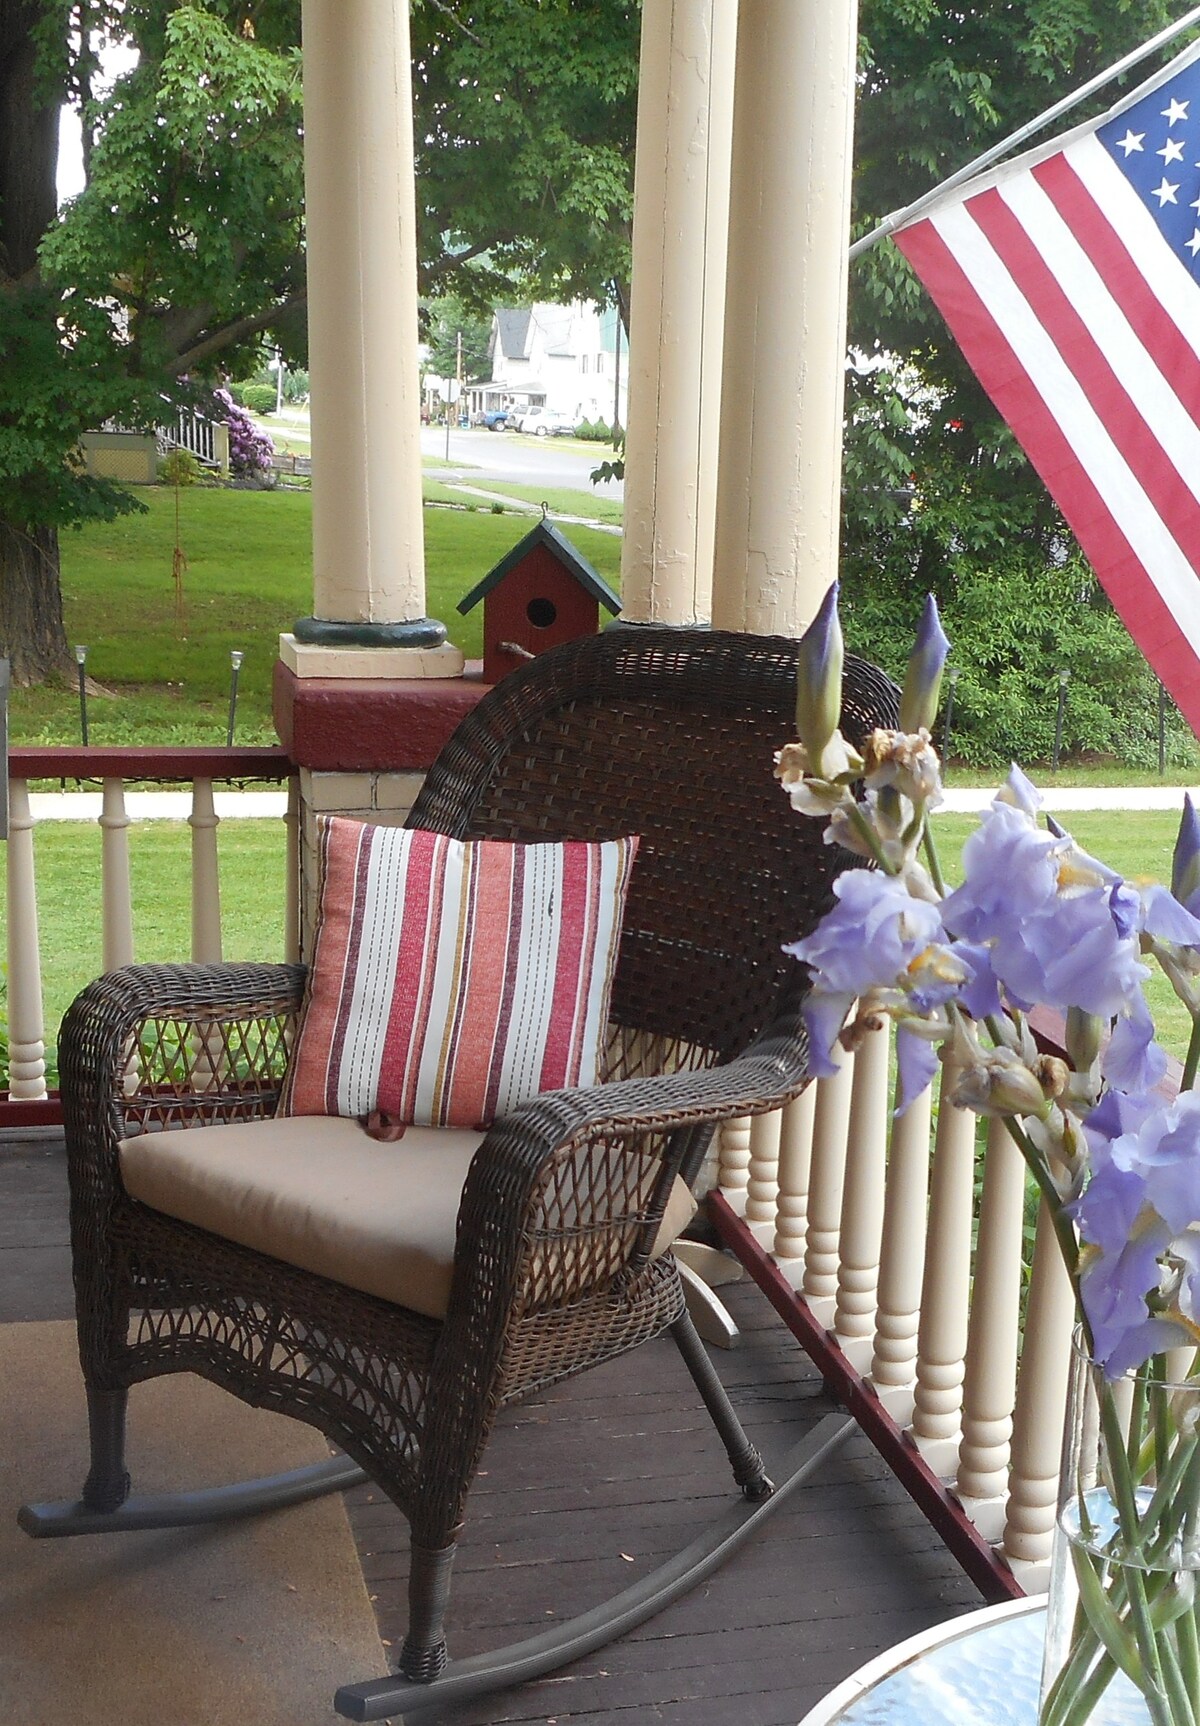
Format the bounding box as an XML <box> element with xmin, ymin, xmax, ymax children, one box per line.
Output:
<box><xmin>469</xmin><ymin>300</ymin><xmax>628</xmax><ymax>428</ymax></box>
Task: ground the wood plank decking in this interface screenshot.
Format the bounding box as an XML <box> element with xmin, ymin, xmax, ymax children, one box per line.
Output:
<box><xmin>2</xmin><ymin>1128</ymin><xmax>985</xmax><ymax>1724</ymax></box>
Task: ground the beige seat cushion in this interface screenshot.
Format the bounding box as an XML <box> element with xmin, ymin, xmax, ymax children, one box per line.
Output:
<box><xmin>120</xmin><ymin>1116</ymin><xmax>696</xmax><ymax>1321</ymax></box>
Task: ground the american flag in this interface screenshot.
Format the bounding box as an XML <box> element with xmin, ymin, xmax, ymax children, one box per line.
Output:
<box><xmin>893</xmin><ymin>40</ymin><xmax>1200</xmax><ymax>734</ymax></box>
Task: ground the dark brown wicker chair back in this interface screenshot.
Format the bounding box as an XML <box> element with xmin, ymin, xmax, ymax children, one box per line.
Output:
<box><xmin>408</xmin><ymin>626</ymin><xmax>897</xmax><ymax>1063</ymax></box>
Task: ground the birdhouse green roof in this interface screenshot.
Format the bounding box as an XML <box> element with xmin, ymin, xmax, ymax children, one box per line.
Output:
<box><xmin>456</xmin><ymin>519</ymin><xmax>621</xmax><ymax>617</ymax></box>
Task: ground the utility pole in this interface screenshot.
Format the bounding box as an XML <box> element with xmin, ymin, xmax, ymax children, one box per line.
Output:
<box><xmin>456</xmin><ymin>328</ymin><xmax>463</xmax><ymax>424</ymax></box>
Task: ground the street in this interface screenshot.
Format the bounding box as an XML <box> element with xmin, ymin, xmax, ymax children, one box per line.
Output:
<box><xmin>419</xmin><ymin>425</ymin><xmax>624</xmax><ymax>500</ymax></box>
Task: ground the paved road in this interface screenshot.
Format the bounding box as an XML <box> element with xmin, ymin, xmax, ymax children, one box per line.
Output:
<box><xmin>420</xmin><ymin>425</ymin><xmax>623</xmax><ymax>500</ymax></box>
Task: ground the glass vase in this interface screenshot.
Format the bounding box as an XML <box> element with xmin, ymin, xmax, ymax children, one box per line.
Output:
<box><xmin>1039</xmin><ymin>1334</ymin><xmax>1200</xmax><ymax>1726</ymax></box>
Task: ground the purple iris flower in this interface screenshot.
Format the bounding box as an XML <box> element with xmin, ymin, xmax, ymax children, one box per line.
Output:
<box><xmin>942</xmin><ymin>802</ymin><xmax>1148</xmax><ymax>1018</ymax></box>
<box><xmin>896</xmin><ymin>1027</ymin><xmax>941</xmax><ymax>1115</ymax></box>
<box><xmin>1108</xmin><ymin>1091</ymin><xmax>1200</xmax><ymax>1237</ymax></box>
<box><xmin>1101</xmin><ymin>992</ymin><xmax>1168</xmax><ymax>1095</ymax></box>
<box><xmin>786</xmin><ymin>871</ymin><xmax>946</xmax><ymax>1078</ymax></box>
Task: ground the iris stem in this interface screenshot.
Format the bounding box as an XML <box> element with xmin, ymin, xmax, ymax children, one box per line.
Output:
<box><xmin>1182</xmin><ymin>1014</ymin><xmax>1200</xmax><ymax>1091</ymax></box>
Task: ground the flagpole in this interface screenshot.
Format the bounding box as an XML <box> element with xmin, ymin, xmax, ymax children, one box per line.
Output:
<box><xmin>850</xmin><ymin>5</ymin><xmax>1200</xmax><ymax>259</ymax></box>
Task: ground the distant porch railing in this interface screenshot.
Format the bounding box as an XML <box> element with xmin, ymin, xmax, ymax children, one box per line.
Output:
<box><xmin>4</xmin><ymin>746</ymin><xmax>298</xmax><ymax>1127</ymax></box>
<box><xmin>709</xmin><ymin>1010</ymin><xmax>1115</xmax><ymax>1603</ymax></box>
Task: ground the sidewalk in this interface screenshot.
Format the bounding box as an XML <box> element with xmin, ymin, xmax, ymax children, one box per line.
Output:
<box><xmin>24</xmin><ymin>784</ymin><xmax>1197</xmax><ymax>821</ymax></box>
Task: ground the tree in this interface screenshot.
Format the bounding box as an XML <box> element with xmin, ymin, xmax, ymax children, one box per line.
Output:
<box><xmin>0</xmin><ymin>1</ymin><xmax>304</xmax><ymax>684</ymax></box>
<box><xmin>410</xmin><ymin>0</ymin><xmax>639</xmax><ymax>324</ymax></box>
<box><xmin>424</xmin><ymin>296</ymin><xmax>493</xmax><ymax>384</ymax></box>
<box><xmin>842</xmin><ymin>0</ymin><xmax>1192</xmax><ymax>762</ymax></box>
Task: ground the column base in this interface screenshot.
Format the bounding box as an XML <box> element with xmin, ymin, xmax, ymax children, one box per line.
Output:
<box><xmin>292</xmin><ymin>615</ymin><xmax>448</xmax><ymax>649</ymax></box>
<box><xmin>279</xmin><ymin>634</ymin><xmax>465</xmax><ymax>681</ymax></box>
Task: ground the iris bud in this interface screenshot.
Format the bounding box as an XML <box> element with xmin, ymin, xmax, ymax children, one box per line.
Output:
<box><xmin>795</xmin><ymin>583</ymin><xmax>843</xmax><ymax>770</ymax></box>
<box><xmin>899</xmin><ymin>594</ymin><xmax>951</xmax><ymax>735</ymax></box>
<box><xmin>1172</xmin><ymin>795</ymin><xmax>1200</xmax><ymax>915</ymax></box>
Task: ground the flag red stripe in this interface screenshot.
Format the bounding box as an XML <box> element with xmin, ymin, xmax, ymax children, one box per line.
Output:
<box><xmin>1033</xmin><ymin>152</ymin><xmax>1200</xmax><ymax>421</ymax></box>
<box><xmin>964</xmin><ymin>185</ymin><xmax>1200</xmax><ymax>578</ymax></box>
<box><xmin>895</xmin><ymin>217</ymin><xmax>1200</xmax><ymax>731</ymax></box>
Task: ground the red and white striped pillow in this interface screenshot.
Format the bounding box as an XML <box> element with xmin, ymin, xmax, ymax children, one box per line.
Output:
<box><xmin>282</xmin><ymin>819</ymin><xmax>639</xmax><ymax>1128</ymax></box>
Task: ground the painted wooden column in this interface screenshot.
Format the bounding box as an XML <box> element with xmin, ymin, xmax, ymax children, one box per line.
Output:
<box><xmin>294</xmin><ymin>0</ymin><xmax>459</xmax><ymax>668</ymax></box>
<box><xmin>620</xmin><ymin>0</ymin><xmax>737</xmax><ymax>625</ymax></box>
<box><xmin>711</xmin><ymin>0</ymin><xmax>858</xmax><ymax>636</ymax></box>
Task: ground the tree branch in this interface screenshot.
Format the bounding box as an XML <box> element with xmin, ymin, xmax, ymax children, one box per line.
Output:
<box><xmin>167</xmin><ymin>294</ymin><xmax>307</xmax><ymax>374</ymax></box>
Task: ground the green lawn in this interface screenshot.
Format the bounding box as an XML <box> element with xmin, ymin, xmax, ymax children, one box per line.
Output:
<box><xmin>23</xmin><ymin>486</ymin><xmax>621</xmax><ymax>747</ymax></box>
<box><xmin>13</xmin><ymin>804</ymin><xmax>1194</xmax><ymax>1087</ymax></box>
<box><xmin>446</xmin><ymin>480</ymin><xmax>624</xmax><ymax>526</ymax></box>
<box><xmin>7</xmin><ymin>818</ymin><xmax>287</xmax><ymax>1080</ymax></box>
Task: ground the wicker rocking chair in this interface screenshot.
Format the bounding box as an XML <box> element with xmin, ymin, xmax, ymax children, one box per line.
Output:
<box><xmin>22</xmin><ymin>626</ymin><xmax>897</xmax><ymax>1722</ymax></box>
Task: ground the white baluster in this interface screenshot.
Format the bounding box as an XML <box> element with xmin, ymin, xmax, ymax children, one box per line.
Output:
<box><xmin>772</xmin><ymin>1087</ymin><xmax>816</xmax><ymax>1276</ymax></box>
<box><xmin>802</xmin><ymin>1040</ymin><xmax>855</xmax><ymax>1326</ymax></box>
<box><xmin>718</xmin><ymin>1115</ymin><xmax>752</xmax><ymax>1214</ymax></box>
<box><xmin>910</xmin><ymin>1071</ymin><xmax>977</xmax><ymax>1476</ymax></box>
<box><xmin>743</xmin><ymin>1107</ymin><xmax>781</xmax><ymax>1242</ymax></box>
<box><xmin>869</xmin><ymin>1075</ymin><xmax>934</xmax><ymax>1420</ymax></box>
<box><xmin>189</xmin><ymin>777</ymin><xmax>222</xmax><ymax>963</ymax></box>
<box><xmin>284</xmin><ymin>775</ymin><xmax>301</xmax><ymax>963</ymax></box>
<box><xmin>100</xmin><ymin>778</ymin><xmax>134</xmax><ymax>970</ymax></box>
<box><xmin>5</xmin><ymin>779</ymin><xmax>47</xmax><ymax>1100</ymax></box>
<box><xmin>1001</xmin><ymin>1195</ymin><xmax>1076</xmax><ymax>1590</ymax></box>
<box><xmin>956</xmin><ymin>1115</ymin><xmax>1027</xmax><ymax>1536</ymax></box>
<box><xmin>833</xmin><ymin>1020</ymin><xmax>891</xmax><ymax>1371</ymax></box>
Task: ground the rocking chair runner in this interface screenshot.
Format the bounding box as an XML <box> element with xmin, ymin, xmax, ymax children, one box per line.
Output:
<box><xmin>23</xmin><ymin>627</ymin><xmax>898</xmax><ymax>1722</ymax></box>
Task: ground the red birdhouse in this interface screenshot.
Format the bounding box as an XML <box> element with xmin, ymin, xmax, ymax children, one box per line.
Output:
<box><xmin>457</xmin><ymin>518</ymin><xmax>621</xmax><ymax>686</ymax></box>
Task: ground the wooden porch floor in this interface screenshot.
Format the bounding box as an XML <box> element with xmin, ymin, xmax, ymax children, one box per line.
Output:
<box><xmin>2</xmin><ymin>1128</ymin><xmax>985</xmax><ymax>1724</ymax></box>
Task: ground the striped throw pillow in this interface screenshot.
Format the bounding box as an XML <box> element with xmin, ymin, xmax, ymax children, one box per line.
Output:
<box><xmin>283</xmin><ymin>819</ymin><xmax>639</xmax><ymax>1128</ymax></box>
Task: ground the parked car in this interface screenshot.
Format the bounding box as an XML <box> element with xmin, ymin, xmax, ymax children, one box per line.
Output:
<box><xmin>515</xmin><ymin>406</ymin><xmax>578</xmax><ymax>437</ymax></box>
<box><xmin>476</xmin><ymin>407</ymin><xmax>510</xmax><ymax>431</ymax></box>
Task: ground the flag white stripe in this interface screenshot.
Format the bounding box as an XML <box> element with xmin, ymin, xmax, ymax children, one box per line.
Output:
<box><xmin>1066</xmin><ymin>134</ymin><xmax>1200</xmax><ymax>371</ymax></box>
<box><xmin>996</xmin><ymin>171</ymin><xmax>1200</xmax><ymax>492</ymax></box>
<box><xmin>931</xmin><ymin>203</ymin><xmax>1200</xmax><ymax>658</ymax></box>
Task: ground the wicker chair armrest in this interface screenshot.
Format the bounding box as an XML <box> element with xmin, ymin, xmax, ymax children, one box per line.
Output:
<box><xmin>445</xmin><ymin>1009</ymin><xmax>809</xmax><ymax>1313</ymax></box>
<box><xmin>60</xmin><ymin>962</ymin><xmax>307</xmax><ymax>1177</ymax></box>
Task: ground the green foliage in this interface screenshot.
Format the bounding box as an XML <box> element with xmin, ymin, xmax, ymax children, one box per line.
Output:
<box><xmin>411</xmin><ymin>0</ymin><xmax>639</xmax><ymax>311</ymax></box>
<box><xmin>574</xmin><ymin>418</ymin><xmax>614</xmax><ymax>442</ymax></box>
<box><xmin>843</xmin><ymin>3</ymin><xmax>1200</xmax><ymax>767</ymax></box>
<box><xmin>423</xmin><ymin>296</ymin><xmax>493</xmax><ymax>382</ymax></box>
<box><xmin>236</xmin><ymin>383</ymin><xmax>278</xmax><ymax>414</ymax></box>
<box><xmin>156</xmin><ymin>448</ymin><xmax>205</xmax><ymax>487</ymax></box>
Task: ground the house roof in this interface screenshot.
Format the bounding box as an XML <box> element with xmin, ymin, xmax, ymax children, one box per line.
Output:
<box><xmin>456</xmin><ymin>519</ymin><xmax>622</xmax><ymax>617</ymax></box>
<box><xmin>494</xmin><ymin>309</ymin><xmax>533</xmax><ymax>361</ymax></box>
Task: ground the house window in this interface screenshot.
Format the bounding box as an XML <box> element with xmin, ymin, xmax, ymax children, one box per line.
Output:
<box><xmin>580</xmin><ymin>354</ymin><xmax>589</xmax><ymax>374</ymax></box>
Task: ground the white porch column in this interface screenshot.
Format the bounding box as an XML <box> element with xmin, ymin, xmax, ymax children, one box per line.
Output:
<box><xmin>711</xmin><ymin>0</ymin><xmax>858</xmax><ymax>636</ymax></box>
<box><xmin>620</xmin><ymin>0</ymin><xmax>737</xmax><ymax>625</ymax></box>
<box><xmin>294</xmin><ymin>0</ymin><xmax>459</xmax><ymax>670</ymax></box>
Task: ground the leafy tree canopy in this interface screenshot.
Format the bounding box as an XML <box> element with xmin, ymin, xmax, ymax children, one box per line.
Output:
<box><xmin>842</xmin><ymin>0</ymin><xmax>1196</xmax><ymax>764</ymax></box>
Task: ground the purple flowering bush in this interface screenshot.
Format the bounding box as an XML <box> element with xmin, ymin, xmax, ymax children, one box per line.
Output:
<box><xmin>783</xmin><ymin>589</ymin><xmax>1200</xmax><ymax>1726</ymax></box>
<box><xmin>213</xmin><ymin>386</ymin><xmax>275</xmax><ymax>478</ymax></box>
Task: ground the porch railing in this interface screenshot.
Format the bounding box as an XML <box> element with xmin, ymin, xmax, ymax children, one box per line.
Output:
<box><xmin>4</xmin><ymin>746</ymin><xmax>298</xmax><ymax>1127</ymax></box>
<box><xmin>709</xmin><ymin>1011</ymin><xmax>1129</xmax><ymax>1602</ymax></box>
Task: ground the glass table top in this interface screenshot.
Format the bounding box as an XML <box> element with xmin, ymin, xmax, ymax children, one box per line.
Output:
<box><xmin>804</xmin><ymin>1600</ymin><xmax>1152</xmax><ymax>1726</ymax></box>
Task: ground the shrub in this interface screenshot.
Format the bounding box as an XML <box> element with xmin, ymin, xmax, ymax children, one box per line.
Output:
<box><xmin>574</xmin><ymin>418</ymin><xmax>614</xmax><ymax>442</ymax></box>
<box><xmin>157</xmin><ymin>448</ymin><xmax>204</xmax><ymax>487</ymax></box>
<box><xmin>236</xmin><ymin>383</ymin><xmax>277</xmax><ymax>415</ymax></box>
<box><xmin>212</xmin><ymin>387</ymin><xmax>276</xmax><ymax>477</ymax></box>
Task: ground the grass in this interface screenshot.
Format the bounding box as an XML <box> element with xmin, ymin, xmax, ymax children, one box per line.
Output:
<box><xmin>24</xmin><ymin>486</ymin><xmax>621</xmax><ymax>747</ymax></box>
<box><xmin>12</xmin><ymin>803</ymin><xmax>1194</xmax><ymax>1088</ymax></box>
<box><xmin>448</xmin><ymin>480</ymin><xmax>624</xmax><ymax>525</ymax></box>
<box><xmin>6</xmin><ymin>818</ymin><xmax>287</xmax><ymax>1078</ymax></box>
